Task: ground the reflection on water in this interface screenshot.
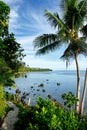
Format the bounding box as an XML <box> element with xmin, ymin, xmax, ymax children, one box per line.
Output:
<box><xmin>5</xmin><ymin>70</ymin><xmax>87</xmax><ymax>110</ymax></box>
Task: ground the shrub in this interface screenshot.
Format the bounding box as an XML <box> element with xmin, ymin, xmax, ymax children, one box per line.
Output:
<box><xmin>5</xmin><ymin>92</ymin><xmax>14</xmax><ymax>101</ymax></box>
<box><xmin>0</xmin><ymin>86</ymin><xmax>8</xmax><ymax>123</ymax></box>
<box><xmin>14</xmin><ymin>97</ymin><xmax>79</xmax><ymax>130</ymax></box>
<box><xmin>79</xmin><ymin>114</ymin><xmax>87</xmax><ymax>130</ymax></box>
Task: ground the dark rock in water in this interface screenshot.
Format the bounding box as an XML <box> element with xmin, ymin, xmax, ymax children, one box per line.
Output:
<box><xmin>33</xmin><ymin>94</ymin><xmax>36</xmax><ymax>96</ymax></box>
<box><xmin>23</xmin><ymin>92</ymin><xmax>26</xmax><ymax>95</ymax></box>
<box><xmin>25</xmin><ymin>74</ymin><xmax>27</xmax><ymax>78</ymax></box>
<box><xmin>57</xmin><ymin>83</ymin><xmax>60</xmax><ymax>86</ymax></box>
<box><xmin>37</xmin><ymin>89</ymin><xmax>40</xmax><ymax>91</ymax></box>
<box><xmin>31</xmin><ymin>86</ymin><xmax>33</xmax><ymax>88</ymax></box>
<box><xmin>26</xmin><ymin>93</ymin><xmax>29</xmax><ymax>96</ymax></box>
<box><xmin>9</xmin><ymin>87</ymin><xmax>11</xmax><ymax>90</ymax></box>
<box><xmin>46</xmin><ymin>79</ymin><xmax>49</xmax><ymax>81</ymax></box>
<box><xmin>48</xmin><ymin>94</ymin><xmax>52</xmax><ymax>99</ymax></box>
<box><xmin>38</xmin><ymin>83</ymin><xmax>44</xmax><ymax>87</ymax></box>
<box><xmin>22</xmin><ymin>92</ymin><xmax>29</xmax><ymax>98</ymax></box>
<box><xmin>42</xmin><ymin>89</ymin><xmax>46</xmax><ymax>92</ymax></box>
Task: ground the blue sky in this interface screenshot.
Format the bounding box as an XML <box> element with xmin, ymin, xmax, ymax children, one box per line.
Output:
<box><xmin>3</xmin><ymin>0</ymin><xmax>87</xmax><ymax>70</ymax></box>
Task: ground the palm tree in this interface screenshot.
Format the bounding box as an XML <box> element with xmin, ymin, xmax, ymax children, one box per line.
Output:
<box><xmin>33</xmin><ymin>0</ymin><xmax>87</xmax><ymax>113</ymax></box>
<box><xmin>80</xmin><ymin>69</ymin><xmax>87</xmax><ymax>116</ymax></box>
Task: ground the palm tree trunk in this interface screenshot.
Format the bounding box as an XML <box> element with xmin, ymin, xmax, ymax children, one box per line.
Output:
<box><xmin>80</xmin><ymin>69</ymin><xmax>87</xmax><ymax>116</ymax></box>
<box><xmin>74</xmin><ymin>53</ymin><xmax>80</xmax><ymax>113</ymax></box>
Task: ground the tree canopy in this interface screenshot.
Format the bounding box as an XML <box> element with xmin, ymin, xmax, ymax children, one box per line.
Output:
<box><xmin>0</xmin><ymin>1</ymin><xmax>25</xmax><ymax>86</ymax></box>
<box><xmin>0</xmin><ymin>0</ymin><xmax>10</xmax><ymax>37</ymax></box>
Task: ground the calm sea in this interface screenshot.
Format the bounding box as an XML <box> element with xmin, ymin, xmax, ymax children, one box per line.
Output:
<box><xmin>5</xmin><ymin>70</ymin><xmax>87</xmax><ymax>110</ymax></box>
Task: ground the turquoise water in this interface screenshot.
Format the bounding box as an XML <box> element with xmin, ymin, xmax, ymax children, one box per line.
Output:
<box><xmin>6</xmin><ymin>70</ymin><xmax>87</xmax><ymax>109</ymax></box>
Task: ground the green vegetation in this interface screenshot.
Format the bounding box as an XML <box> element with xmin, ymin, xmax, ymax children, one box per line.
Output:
<box><xmin>34</xmin><ymin>0</ymin><xmax>87</xmax><ymax>113</ymax></box>
<box><xmin>14</xmin><ymin>97</ymin><xmax>87</xmax><ymax>130</ymax></box>
<box><xmin>0</xmin><ymin>0</ymin><xmax>87</xmax><ymax>129</ymax></box>
<box><xmin>0</xmin><ymin>0</ymin><xmax>10</xmax><ymax>122</ymax></box>
<box><xmin>18</xmin><ymin>66</ymin><xmax>52</xmax><ymax>72</ymax></box>
<box><xmin>26</xmin><ymin>67</ymin><xmax>52</xmax><ymax>72</ymax></box>
<box><xmin>0</xmin><ymin>86</ymin><xmax>8</xmax><ymax>122</ymax></box>
<box><xmin>62</xmin><ymin>92</ymin><xmax>78</xmax><ymax>110</ymax></box>
<box><xmin>0</xmin><ymin>0</ymin><xmax>24</xmax><ymax>122</ymax></box>
<box><xmin>0</xmin><ymin>0</ymin><xmax>25</xmax><ymax>85</ymax></box>
<box><xmin>14</xmin><ymin>65</ymin><xmax>52</xmax><ymax>78</ymax></box>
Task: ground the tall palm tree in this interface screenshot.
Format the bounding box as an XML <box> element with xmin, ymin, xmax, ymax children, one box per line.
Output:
<box><xmin>80</xmin><ymin>69</ymin><xmax>87</xmax><ymax>115</ymax></box>
<box><xmin>33</xmin><ymin>0</ymin><xmax>87</xmax><ymax>113</ymax></box>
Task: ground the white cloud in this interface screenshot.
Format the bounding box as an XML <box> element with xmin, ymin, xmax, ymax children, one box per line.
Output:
<box><xmin>3</xmin><ymin>0</ymin><xmax>57</xmax><ymax>35</ymax></box>
<box><xmin>16</xmin><ymin>35</ymin><xmax>36</xmax><ymax>56</ymax></box>
<box><xmin>30</xmin><ymin>12</ymin><xmax>56</xmax><ymax>34</ymax></box>
<box><xmin>22</xmin><ymin>55</ymin><xmax>66</xmax><ymax>70</ymax></box>
<box><xmin>22</xmin><ymin>54</ymin><xmax>87</xmax><ymax>70</ymax></box>
<box><xmin>17</xmin><ymin>35</ymin><xmax>35</xmax><ymax>45</ymax></box>
<box><xmin>3</xmin><ymin>0</ymin><xmax>23</xmax><ymax>33</ymax></box>
<box><xmin>9</xmin><ymin>9</ymin><xmax>19</xmax><ymax>28</ymax></box>
<box><xmin>2</xmin><ymin>0</ymin><xmax>87</xmax><ymax>70</ymax></box>
<box><xmin>10</xmin><ymin>9</ymin><xmax>19</xmax><ymax>18</ymax></box>
<box><xmin>16</xmin><ymin>35</ymin><xmax>87</xmax><ymax>70</ymax></box>
<box><xmin>2</xmin><ymin>0</ymin><xmax>23</xmax><ymax>5</ymax></box>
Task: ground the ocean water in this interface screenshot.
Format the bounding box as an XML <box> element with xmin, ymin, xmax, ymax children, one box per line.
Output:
<box><xmin>6</xmin><ymin>70</ymin><xmax>87</xmax><ymax>110</ymax></box>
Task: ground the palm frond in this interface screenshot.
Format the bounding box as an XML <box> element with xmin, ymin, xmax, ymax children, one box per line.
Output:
<box><xmin>44</xmin><ymin>10</ymin><xmax>67</xmax><ymax>30</ymax></box>
<box><xmin>81</xmin><ymin>24</ymin><xmax>87</xmax><ymax>37</ymax></box>
<box><xmin>33</xmin><ymin>0</ymin><xmax>87</xmax><ymax>70</ymax></box>
<box><xmin>61</xmin><ymin>39</ymin><xmax>87</xmax><ymax>60</ymax></box>
<box><xmin>70</xmin><ymin>0</ymin><xmax>78</xmax><ymax>7</ymax></box>
<box><xmin>60</xmin><ymin>0</ymin><xmax>68</xmax><ymax>12</ymax></box>
<box><xmin>61</xmin><ymin>44</ymin><xmax>73</xmax><ymax>60</ymax></box>
<box><xmin>34</xmin><ymin>34</ymin><xmax>58</xmax><ymax>48</ymax></box>
<box><xmin>71</xmin><ymin>39</ymin><xmax>87</xmax><ymax>55</ymax></box>
<box><xmin>60</xmin><ymin>0</ymin><xmax>76</xmax><ymax>12</ymax></box>
<box><xmin>64</xmin><ymin>0</ymin><xmax>87</xmax><ymax>31</ymax></box>
<box><xmin>60</xmin><ymin>0</ymin><xmax>78</xmax><ymax>12</ymax></box>
<box><xmin>64</xmin><ymin>6</ymin><xmax>83</xmax><ymax>30</ymax></box>
<box><xmin>78</xmin><ymin>0</ymin><xmax>87</xmax><ymax>18</ymax></box>
<box><xmin>36</xmin><ymin>40</ymin><xmax>61</xmax><ymax>55</ymax></box>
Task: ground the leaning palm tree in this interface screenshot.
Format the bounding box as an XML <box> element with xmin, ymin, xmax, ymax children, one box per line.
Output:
<box><xmin>33</xmin><ymin>0</ymin><xmax>87</xmax><ymax>113</ymax></box>
<box><xmin>80</xmin><ymin>69</ymin><xmax>87</xmax><ymax>115</ymax></box>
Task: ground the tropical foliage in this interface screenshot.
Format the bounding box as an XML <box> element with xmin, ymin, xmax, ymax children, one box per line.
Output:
<box><xmin>0</xmin><ymin>0</ymin><xmax>24</xmax><ymax>121</ymax></box>
<box><xmin>0</xmin><ymin>0</ymin><xmax>10</xmax><ymax>37</ymax></box>
<box><xmin>62</xmin><ymin>92</ymin><xmax>78</xmax><ymax>110</ymax></box>
<box><xmin>14</xmin><ymin>97</ymin><xmax>87</xmax><ymax>130</ymax></box>
<box><xmin>34</xmin><ymin>0</ymin><xmax>87</xmax><ymax>113</ymax></box>
<box><xmin>0</xmin><ymin>86</ymin><xmax>7</xmax><ymax>122</ymax></box>
<box><xmin>0</xmin><ymin>1</ymin><xmax>24</xmax><ymax>86</ymax></box>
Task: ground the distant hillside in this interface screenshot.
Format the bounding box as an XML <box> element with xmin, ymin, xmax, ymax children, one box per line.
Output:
<box><xmin>14</xmin><ymin>66</ymin><xmax>52</xmax><ymax>77</ymax></box>
<box><xmin>17</xmin><ymin>66</ymin><xmax>52</xmax><ymax>73</ymax></box>
<box><xmin>26</xmin><ymin>67</ymin><xmax>52</xmax><ymax>72</ymax></box>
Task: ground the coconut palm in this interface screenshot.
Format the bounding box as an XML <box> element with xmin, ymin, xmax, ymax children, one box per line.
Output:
<box><xmin>33</xmin><ymin>0</ymin><xmax>87</xmax><ymax>113</ymax></box>
<box><xmin>80</xmin><ymin>69</ymin><xmax>87</xmax><ymax>115</ymax></box>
